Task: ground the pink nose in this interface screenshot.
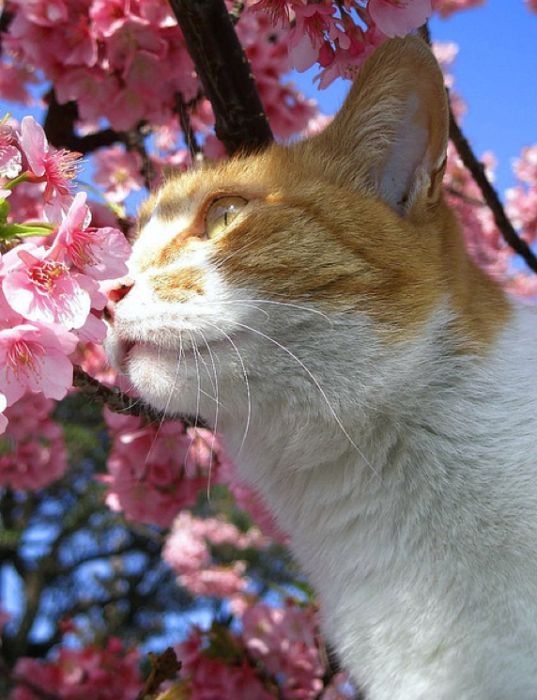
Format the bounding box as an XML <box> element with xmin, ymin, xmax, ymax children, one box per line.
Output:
<box><xmin>105</xmin><ymin>279</ymin><xmax>134</xmax><ymax>321</ymax></box>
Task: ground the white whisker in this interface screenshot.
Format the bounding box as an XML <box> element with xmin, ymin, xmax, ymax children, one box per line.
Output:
<box><xmin>204</xmin><ymin>319</ymin><xmax>252</xmax><ymax>459</ymax></box>
<box><xmin>144</xmin><ymin>332</ymin><xmax>184</xmax><ymax>466</ymax></box>
<box><xmin>197</xmin><ymin>327</ymin><xmax>221</xmax><ymax>501</ymax></box>
<box><xmin>230</xmin><ymin>320</ymin><xmax>376</xmax><ymax>474</ymax></box>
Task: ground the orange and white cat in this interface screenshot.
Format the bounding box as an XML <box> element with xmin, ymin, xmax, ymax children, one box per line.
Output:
<box><xmin>106</xmin><ymin>37</ymin><xmax>537</xmax><ymax>699</ymax></box>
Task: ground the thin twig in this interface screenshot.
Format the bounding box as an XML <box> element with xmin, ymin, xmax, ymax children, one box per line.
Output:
<box><xmin>419</xmin><ymin>23</ymin><xmax>537</xmax><ymax>274</ymax></box>
<box><xmin>43</xmin><ymin>91</ymin><xmax>122</xmax><ymax>154</ymax></box>
<box><xmin>448</xmin><ymin>108</ymin><xmax>537</xmax><ymax>274</ymax></box>
<box><xmin>124</xmin><ymin>125</ymin><xmax>158</xmax><ymax>191</ymax></box>
<box><xmin>174</xmin><ymin>92</ymin><xmax>203</xmax><ymax>162</ymax></box>
<box><xmin>72</xmin><ymin>367</ymin><xmax>208</xmax><ymax>429</ymax></box>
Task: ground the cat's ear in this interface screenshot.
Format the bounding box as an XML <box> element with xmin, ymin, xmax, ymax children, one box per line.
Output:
<box><xmin>309</xmin><ymin>36</ymin><xmax>449</xmax><ymax>216</ymax></box>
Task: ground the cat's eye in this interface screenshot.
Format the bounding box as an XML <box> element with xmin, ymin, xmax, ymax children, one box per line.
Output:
<box><xmin>205</xmin><ymin>196</ymin><xmax>248</xmax><ymax>238</ymax></box>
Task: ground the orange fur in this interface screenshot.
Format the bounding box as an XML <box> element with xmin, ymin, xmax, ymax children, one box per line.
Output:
<box><xmin>135</xmin><ymin>37</ymin><xmax>510</xmax><ymax>350</ymax></box>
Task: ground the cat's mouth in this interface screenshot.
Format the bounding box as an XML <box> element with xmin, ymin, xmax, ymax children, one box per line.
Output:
<box><xmin>115</xmin><ymin>332</ymin><xmax>246</xmax><ymax>371</ymax></box>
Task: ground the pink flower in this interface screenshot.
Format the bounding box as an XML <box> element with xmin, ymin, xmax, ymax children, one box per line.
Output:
<box><xmin>369</xmin><ymin>0</ymin><xmax>432</xmax><ymax>37</ymax></box>
<box><xmin>0</xmin><ymin>394</ymin><xmax>68</xmax><ymax>490</ymax></box>
<box><xmin>92</xmin><ymin>146</ymin><xmax>144</xmax><ymax>203</ymax></box>
<box><xmin>432</xmin><ymin>0</ymin><xmax>485</xmax><ymax>17</ymax></box>
<box><xmin>177</xmin><ymin>630</ymin><xmax>275</xmax><ymax>700</ymax></box>
<box><xmin>0</xmin><ymin>323</ymin><xmax>77</xmax><ymax>405</ymax></box>
<box><xmin>0</xmin><ymin>62</ymin><xmax>36</xmax><ymax>105</ymax></box>
<box><xmin>10</xmin><ymin>0</ymin><xmax>68</xmax><ymax>27</ymax></box>
<box><xmin>1</xmin><ymin>243</ymin><xmax>92</xmax><ymax>329</ymax></box>
<box><xmin>52</xmin><ymin>192</ymin><xmax>130</xmax><ymax>279</ymax></box>
<box><xmin>243</xmin><ymin>602</ymin><xmax>324</xmax><ymax>699</ymax></box>
<box><xmin>0</xmin><ymin>124</ymin><xmax>22</xmax><ymax>179</ymax></box>
<box><xmin>12</xmin><ymin>638</ymin><xmax>142</xmax><ymax>700</ymax></box>
<box><xmin>103</xmin><ymin>415</ymin><xmax>214</xmax><ymax>527</ymax></box>
<box><xmin>19</xmin><ymin>115</ymin><xmax>80</xmax><ymax>216</ymax></box>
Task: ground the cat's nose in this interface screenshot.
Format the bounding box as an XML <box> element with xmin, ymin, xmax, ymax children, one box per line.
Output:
<box><xmin>104</xmin><ymin>279</ymin><xmax>134</xmax><ymax>322</ymax></box>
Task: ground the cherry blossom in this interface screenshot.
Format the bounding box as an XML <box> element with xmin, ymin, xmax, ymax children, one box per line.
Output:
<box><xmin>0</xmin><ymin>124</ymin><xmax>22</xmax><ymax>179</ymax></box>
<box><xmin>92</xmin><ymin>146</ymin><xmax>144</xmax><ymax>203</ymax></box>
<box><xmin>19</xmin><ymin>116</ymin><xmax>80</xmax><ymax>217</ymax></box>
<box><xmin>243</xmin><ymin>602</ymin><xmax>325</xmax><ymax>699</ymax></box>
<box><xmin>0</xmin><ymin>394</ymin><xmax>68</xmax><ymax>490</ymax></box>
<box><xmin>369</xmin><ymin>0</ymin><xmax>432</xmax><ymax>38</ymax></box>
<box><xmin>0</xmin><ymin>322</ymin><xmax>77</xmax><ymax>405</ymax></box>
<box><xmin>12</xmin><ymin>637</ymin><xmax>142</xmax><ymax>700</ymax></box>
<box><xmin>103</xmin><ymin>412</ymin><xmax>215</xmax><ymax>527</ymax></box>
<box><xmin>52</xmin><ymin>192</ymin><xmax>130</xmax><ymax>280</ymax></box>
<box><xmin>1</xmin><ymin>243</ymin><xmax>92</xmax><ymax>329</ymax></box>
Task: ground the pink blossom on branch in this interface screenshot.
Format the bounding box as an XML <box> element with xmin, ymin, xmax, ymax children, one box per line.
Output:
<box><xmin>368</xmin><ymin>0</ymin><xmax>432</xmax><ymax>38</ymax></box>
<box><xmin>0</xmin><ymin>124</ymin><xmax>22</xmax><ymax>179</ymax></box>
<box><xmin>0</xmin><ymin>323</ymin><xmax>77</xmax><ymax>405</ymax></box>
<box><xmin>12</xmin><ymin>637</ymin><xmax>142</xmax><ymax>700</ymax></box>
<box><xmin>0</xmin><ymin>394</ymin><xmax>68</xmax><ymax>490</ymax></box>
<box><xmin>52</xmin><ymin>192</ymin><xmax>131</xmax><ymax>280</ymax></box>
<box><xmin>19</xmin><ymin>116</ymin><xmax>81</xmax><ymax>219</ymax></box>
<box><xmin>103</xmin><ymin>413</ymin><xmax>216</xmax><ymax>527</ymax></box>
<box><xmin>92</xmin><ymin>146</ymin><xmax>144</xmax><ymax>203</ymax></box>
<box><xmin>1</xmin><ymin>243</ymin><xmax>92</xmax><ymax>329</ymax></box>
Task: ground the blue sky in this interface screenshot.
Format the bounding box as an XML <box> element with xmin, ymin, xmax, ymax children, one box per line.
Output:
<box><xmin>292</xmin><ymin>0</ymin><xmax>537</xmax><ymax>196</ymax></box>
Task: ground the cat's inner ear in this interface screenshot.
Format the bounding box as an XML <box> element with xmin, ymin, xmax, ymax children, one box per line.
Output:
<box><xmin>309</xmin><ymin>36</ymin><xmax>449</xmax><ymax>216</ymax></box>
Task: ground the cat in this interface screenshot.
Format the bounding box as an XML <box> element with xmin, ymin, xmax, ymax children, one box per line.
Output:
<box><xmin>106</xmin><ymin>36</ymin><xmax>537</xmax><ymax>700</ymax></box>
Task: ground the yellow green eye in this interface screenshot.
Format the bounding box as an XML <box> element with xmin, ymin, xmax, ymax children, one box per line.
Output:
<box><xmin>205</xmin><ymin>196</ymin><xmax>248</xmax><ymax>238</ymax></box>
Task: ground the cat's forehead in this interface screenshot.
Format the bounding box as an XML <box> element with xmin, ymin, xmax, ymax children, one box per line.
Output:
<box><xmin>141</xmin><ymin>153</ymin><xmax>279</xmax><ymax>222</ymax></box>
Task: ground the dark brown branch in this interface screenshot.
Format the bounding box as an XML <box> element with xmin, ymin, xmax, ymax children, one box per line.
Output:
<box><xmin>72</xmin><ymin>367</ymin><xmax>208</xmax><ymax>429</ymax></box>
<box><xmin>168</xmin><ymin>0</ymin><xmax>273</xmax><ymax>155</ymax></box>
<box><xmin>43</xmin><ymin>91</ymin><xmax>122</xmax><ymax>154</ymax></box>
<box><xmin>448</xmin><ymin>108</ymin><xmax>537</xmax><ymax>274</ymax></box>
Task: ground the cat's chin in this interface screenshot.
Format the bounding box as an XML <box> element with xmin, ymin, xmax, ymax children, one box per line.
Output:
<box><xmin>125</xmin><ymin>343</ymin><xmax>210</xmax><ymax>420</ymax></box>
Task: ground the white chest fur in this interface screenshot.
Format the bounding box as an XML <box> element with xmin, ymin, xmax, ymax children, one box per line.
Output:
<box><xmin>222</xmin><ymin>303</ymin><xmax>537</xmax><ymax>700</ymax></box>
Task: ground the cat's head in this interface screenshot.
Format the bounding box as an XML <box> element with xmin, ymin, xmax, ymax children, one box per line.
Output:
<box><xmin>106</xmin><ymin>37</ymin><xmax>506</xmax><ymax>438</ymax></box>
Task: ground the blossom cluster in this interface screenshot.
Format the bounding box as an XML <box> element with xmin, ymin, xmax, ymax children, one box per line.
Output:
<box><xmin>103</xmin><ymin>410</ymin><xmax>216</xmax><ymax>527</ymax></box>
<box><xmin>2</xmin><ymin>0</ymin><xmax>316</xmax><ymax>152</ymax></box>
<box><xmin>0</xmin><ymin>393</ymin><xmax>67</xmax><ymax>489</ymax></box>
<box><xmin>173</xmin><ymin>601</ymin><xmax>355</xmax><ymax>700</ymax></box>
<box><xmin>162</xmin><ymin>510</ymin><xmax>268</xmax><ymax>599</ymax></box>
<box><xmin>103</xmin><ymin>407</ymin><xmax>284</xmax><ymax>538</ymax></box>
<box><xmin>0</xmin><ymin>115</ymin><xmax>130</xmax><ymax>438</ymax></box>
<box><xmin>11</xmin><ymin>637</ymin><xmax>142</xmax><ymax>700</ymax></box>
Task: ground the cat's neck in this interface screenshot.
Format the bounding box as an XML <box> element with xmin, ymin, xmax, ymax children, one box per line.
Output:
<box><xmin>224</xmin><ymin>301</ymin><xmax>537</xmax><ymax>574</ymax></box>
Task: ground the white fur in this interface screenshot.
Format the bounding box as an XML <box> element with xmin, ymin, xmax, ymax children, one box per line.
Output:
<box><xmin>108</xmin><ymin>231</ymin><xmax>537</xmax><ymax>699</ymax></box>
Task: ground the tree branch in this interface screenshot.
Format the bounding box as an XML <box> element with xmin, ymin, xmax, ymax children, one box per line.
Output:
<box><xmin>448</xmin><ymin>107</ymin><xmax>537</xmax><ymax>274</ymax></box>
<box><xmin>418</xmin><ymin>23</ymin><xmax>537</xmax><ymax>275</ymax></box>
<box><xmin>168</xmin><ymin>0</ymin><xmax>273</xmax><ymax>155</ymax></box>
<box><xmin>72</xmin><ymin>367</ymin><xmax>208</xmax><ymax>429</ymax></box>
<box><xmin>43</xmin><ymin>91</ymin><xmax>122</xmax><ymax>154</ymax></box>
